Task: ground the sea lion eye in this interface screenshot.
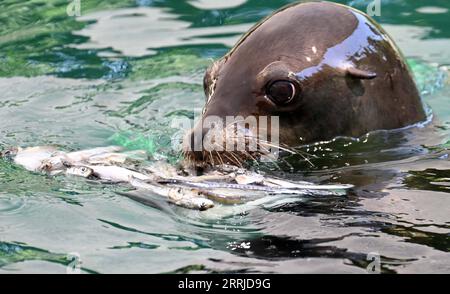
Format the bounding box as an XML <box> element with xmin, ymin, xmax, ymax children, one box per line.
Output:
<box><xmin>266</xmin><ymin>80</ymin><xmax>297</xmax><ymax>105</ymax></box>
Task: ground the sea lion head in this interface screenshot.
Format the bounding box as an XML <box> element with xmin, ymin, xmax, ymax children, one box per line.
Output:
<box><xmin>183</xmin><ymin>2</ymin><xmax>425</xmax><ymax>168</ymax></box>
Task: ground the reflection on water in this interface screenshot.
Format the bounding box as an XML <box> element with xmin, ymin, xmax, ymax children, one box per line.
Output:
<box><xmin>74</xmin><ymin>7</ymin><xmax>251</xmax><ymax>56</ymax></box>
<box><xmin>0</xmin><ymin>0</ymin><xmax>449</xmax><ymax>273</ymax></box>
<box><xmin>188</xmin><ymin>0</ymin><xmax>248</xmax><ymax>10</ymax></box>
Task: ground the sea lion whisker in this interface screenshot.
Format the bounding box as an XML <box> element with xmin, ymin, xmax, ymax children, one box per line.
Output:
<box><xmin>227</xmin><ymin>151</ymin><xmax>244</xmax><ymax>168</ymax></box>
<box><xmin>214</xmin><ymin>150</ymin><xmax>225</xmax><ymax>166</ymax></box>
<box><xmin>240</xmin><ymin>149</ymin><xmax>259</xmax><ymax>165</ymax></box>
<box><xmin>208</xmin><ymin>151</ymin><xmax>215</xmax><ymax>166</ymax></box>
<box><xmin>227</xmin><ymin>132</ymin><xmax>298</xmax><ymax>155</ymax></box>
<box><xmin>224</xmin><ymin>119</ymin><xmax>247</xmax><ymax>129</ymax></box>
<box><xmin>221</xmin><ymin>152</ymin><xmax>237</xmax><ymax>166</ymax></box>
<box><xmin>256</xmin><ymin>140</ymin><xmax>315</xmax><ymax>167</ymax></box>
<box><xmin>233</xmin><ymin>136</ymin><xmax>296</xmax><ymax>155</ymax></box>
<box><xmin>294</xmin><ymin>148</ymin><xmax>319</xmax><ymax>158</ymax></box>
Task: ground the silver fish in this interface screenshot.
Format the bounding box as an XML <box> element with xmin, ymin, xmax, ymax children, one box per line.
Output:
<box><xmin>198</xmin><ymin>187</ymin><xmax>267</xmax><ymax>205</ymax></box>
<box><xmin>12</xmin><ymin>146</ymin><xmax>63</xmax><ymax>172</ymax></box>
<box><xmin>66</xmin><ymin>166</ymin><xmax>95</xmax><ymax>178</ymax></box>
<box><xmin>262</xmin><ymin>178</ymin><xmax>354</xmax><ymax>190</ymax></box>
<box><xmin>64</xmin><ymin>146</ymin><xmax>124</xmax><ymax>162</ymax></box>
<box><xmin>40</xmin><ymin>146</ymin><xmax>126</xmax><ymax>172</ymax></box>
<box><xmin>87</xmin><ymin>152</ymin><xmax>129</xmax><ymax>165</ymax></box>
<box><xmin>39</xmin><ymin>154</ymin><xmax>70</xmax><ymax>172</ymax></box>
<box><xmin>5</xmin><ymin>145</ymin><xmax>355</xmax><ymax>211</ymax></box>
<box><xmin>235</xmin><ymin>173</ymin><xmax>264</xmax><ymax>185</ymax></box>
<box><xmin>45</xmin><ymin>149</ymin><xmax>148</xmax><ymax>172</ymax></box>
<box><xmin>83</xmin><ymin>149</ymin><xmax>148</xmax><ymax>165</ymax></box>
<box><xmin>128</xmin><ymin>176</ymin><xmax>214</xmax><ymax>211</ymax></box>
<box><xmin>199</xmin><ymin>193</ymin><xmax>310</xmax><ymax>219</ymax></box>
<box><xmin>166</xmin><ymin>180</ymin><xmax>350</xmax><ymax>196</ymax></box>
<box><xmin>66</xmin><ymin>165</ymin><xmax>152</xmax><ymax>183</ymax></box>
<box><xmin>205</xmin><ymin>167</ymin><xmax>353</xmax><ymax>191</ymax></box>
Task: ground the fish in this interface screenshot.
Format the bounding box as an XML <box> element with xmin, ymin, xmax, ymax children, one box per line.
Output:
<box><xmin>39</xmin><ymin>154</ymin><xmax>70</xmax><ymax>172</ymax></box>
<box><xmin>64</xmin><ymin>146</ymin><xmax>124</xmax><ymax>162</ymax></box>
<box><xmin>79</xmin><ymin>149</ymin><xmax>148</xmax><ymax>165</ymax></box>
<box><xmin>219</xmin><ymin>170</ymin><xmax>350</xmax><ymax>190</ymax></box>
<box><xmin>147</xmin><ymin>169</ymin><xmax>236</xmax><ymax>184</ymax></box>
<box><xmin>128</xmin><ymin>176</ymin><xmax>215</xmax><ymax>211</ymax></box>
<box><xmin>11</xmin><ymin>146</ymin><xmax>63</xmax><ymax>172</ymax></box>
<box><xmin>2</xmin><ymin>145</ymin><xmax>127</xmax><ymax>173</ymax></box>
<box><xmin>178</xmin><ymin>172</ymin><xmax>236</xmax><ymax>183</ymax></box>
<box><xmin>87</xmin><ymin>152</ymin><xmax>129</xmax><ymax>165</ymax></box>
<box><xmin>148</xmin><ymin>162</ymin><xmax>341</xmax><ymax>191</ymax></box>
<box><xmin>204</xmin><ymin>166</ymin><xmax>354</xmax><ymax>190</ymax></box>
<box><xmin>196</xmin><ymin>187</ymin><xmax>267</xmax><ymax>205</ymax></box>
<box><xmin>199</xmin><ymin>194</ymin><xmax>310</xmax><ymax>219</ymax></box>
<box><xmin>145</xmin><ymin>163</ymin><xmax>353</xmax><ymax>203</ymax></box>
<box><xmin>66</xmin><ymin>165</ymin><xmax>152</xmax><ymax>183</ymax></box>
<box><xmin>66</xmin><ymin>166</ymin><xmax>96</xmax><ymax>179</ymax></box>
<box><xmin>3</xmin><ymin>145</ymin><xmax>354</xmax><ymax>211</ymax></box>
<box><xmin>144</xmin><ymin>161</ymin><xmax>180</xmax><ymax>178</ymax></box>
<box><xmin>235</xmin><ymin>173</ymin><xmax>264</xmax><ymax>185</ymax></box>
<box><xmin>40</xmin><ymin>146</ymin><xmax>126</xmax><ymax>172</ymax></box>
<box><xmin>159</xmin><ymin>177</ymin><xmax>351</xmax><ymax>195</ymax></box>
<box><xmin>259</xmin><ymin>176</ymin><xmax>346</xmax><ymax>189</ymax></box>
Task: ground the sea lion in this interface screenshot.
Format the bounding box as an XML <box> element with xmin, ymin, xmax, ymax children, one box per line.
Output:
<box><xmin>183</xmin><ymin>1</ymin><xmax>426</xmax><ymax>167</ymax></box>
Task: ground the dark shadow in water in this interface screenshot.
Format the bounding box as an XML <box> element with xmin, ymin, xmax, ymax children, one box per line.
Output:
<box><xmin>109</xmin><ymin>242</ymin><xmax>159</xmax><ymax>250</ymax></box>
<box><xmin>212</xmin><ymin>234</ymin><xmax>417</xmax><ymax>274</ymax></box>
<box><xmin>265</xmin><ymin>195</ymin><xmax>361</xmax><ymax>217</ymax></box>
<box><xmin>0</xmin><ymin>241</ymin><xmax>98</xmax><ymax>273</ymax></box>
<box><xmin>404</xmin><ymin>169</ymin><xmax>450</xmax><ymax>193</ymax></box>
<box><xmin>278</xmin><ymin>129</ymin><xmax>428</xmax><ymax>172</ymax></box>
<box><xmin>98</xmin><ymin>219</ymin><xmax>211</xmax><ymax>249</ymax></box>
<box><xmin>382</xmin><ymin>224</ymin><xmax>450</xmax><ymax>252</ymax></box>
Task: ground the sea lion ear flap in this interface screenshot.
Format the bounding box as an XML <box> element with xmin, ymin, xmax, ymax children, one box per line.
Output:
<box><xmin>345</xmin><ymin>67</ymin><xmax>377</xmax><ymax>80</ymax></box>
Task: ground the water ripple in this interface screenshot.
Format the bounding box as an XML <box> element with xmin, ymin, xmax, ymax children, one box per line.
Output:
<box><xmin>0</xmin><ymin>195</ymin><xmax>26</xmax><ymax>216</ymax></box>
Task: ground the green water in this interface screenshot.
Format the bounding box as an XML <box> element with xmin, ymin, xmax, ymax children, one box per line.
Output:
<box><xmin>0</xmin><ymin>0</ymin><xmax>449</xmax><ymax>273</ymax></box>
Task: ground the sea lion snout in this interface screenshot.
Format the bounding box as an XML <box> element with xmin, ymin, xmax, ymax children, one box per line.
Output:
<box><xmin>182</xmin><ymin>125</ymin><xmax>207</xmax><ymax>163</ymax></box>
<box><xmin>182</xmin><ymin>117</ymin><xmax>271</xmax><ymax>167</ymax></box>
